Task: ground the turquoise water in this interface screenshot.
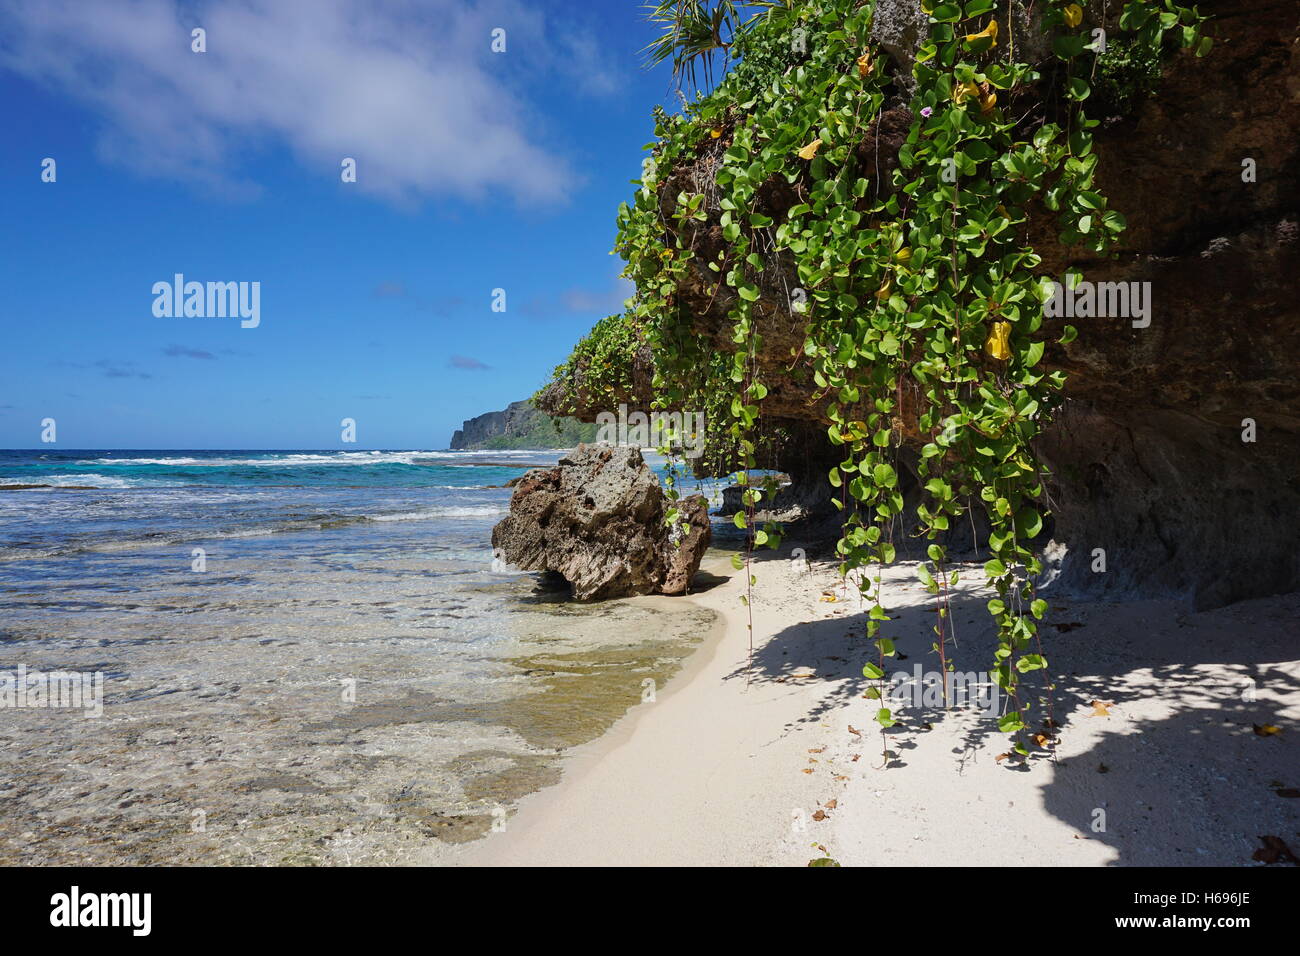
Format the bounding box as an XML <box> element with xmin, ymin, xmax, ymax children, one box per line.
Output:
<box><xmin>0</xmin><ymin>449</ymin><xmax>545</xmax><ymax>562</ymax></box>
<box><xmin>0</xmin><ymin>448</ymin><xmax>723</xmax><ymax>864</ymax></box>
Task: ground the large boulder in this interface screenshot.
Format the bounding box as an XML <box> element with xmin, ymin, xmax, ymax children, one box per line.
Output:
<box><xmin>491</xmin><ymin>444</ymin><xmax>711</xmax><ymax>599</ymax></box>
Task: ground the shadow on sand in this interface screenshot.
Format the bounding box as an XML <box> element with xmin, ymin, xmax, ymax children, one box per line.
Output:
<box><xmin>725</xmin><ymin>546</ymin><xmax>1300</xmax><ymax>864</ymax></box>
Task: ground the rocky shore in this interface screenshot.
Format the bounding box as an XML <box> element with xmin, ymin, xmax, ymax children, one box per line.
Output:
<box><xmin>491</xmin><ymin>444</ymin><xmax>711</xmax><ymax>599</ymax></box>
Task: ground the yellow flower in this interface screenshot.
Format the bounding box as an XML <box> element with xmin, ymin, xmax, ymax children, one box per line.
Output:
<box><xmin>857</xmin><ymin>52</ymin><xmax>875</xmax><ymax>77</ymax></box>
<box><xmin>1064</xmin><ymin>4</ymin><xmax>1084</xmax><ymax>28</ymax></box>
<box><xmin>797</xmin><ymin>138</ymin><xmax>823</xmax><ymax>160</ymax></box>
<box><xmin>963</xmin><ymin>19</ymin><xmax>998</xmax><ymax>48</ymax></box>
<box><xmin>874</xmin><ymin>276</ymin><xmax>893</xmax><ymax>301</ymax></box>
<box><xmin>984</xmin><ymin>321</ymin><xmax>1012</xmax><ymax>361</ymax></box>
<box><xmin>895</xmin><ymin>246</ymin><xmax>912</xmax><ymax>263</ymax></box>
<box><xmin>660</xmin><ymin>249</ymin><xmax>675</xmax><ymax>260</ymax></box>
<box><xmin>979</xmin><ymin>89</ymin><xmax>997</xmax><ymax>113</ymax></box>
<box><xmin>710</xmin><ymin>128</ymin><xmax>722</xmax><ymax>139</ymax></box>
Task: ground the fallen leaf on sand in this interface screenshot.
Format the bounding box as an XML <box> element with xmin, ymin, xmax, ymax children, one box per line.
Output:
<box><xmin>847</xmin><ymin>725</ymin><xmax>863</xmax><ymax>737</ymax></box>
<box><xmin>833</xmin><ymin>775</ymin><xmax>849</xmax><ymax>781</ymax></box>
<box><xmin>1253</xmin><ymin>723</ymin><xmax>1282</xmax><ymax>737</ymax></box>
<box><xmin>1089</xmin><ymin>700</ymin><xmax>1112</xmax><ymax>717</ymax></box>
<box><xmin>801</xmin><ymin>768</ymin><xmax>814</xmax><ymax>774</ymax></box>
<box><xmin>808</xmin><ymin>747</ymin><xmax>826</xmax><ymax>754</ymax></box>
<box><xmin>807</xmin><ymin>857</ymin><xmax>841</xmax><ymax>867</ymax></box>
<box><xmin>1252</xmin><ymin>835</ymin><xmax>1299</xmax><ymax>865</ymax></box>
<box><xmin>812</xmin><ymin>810</ymin><xmax>827</xmax><ymax>821</ymax></box>
<box><xmin>851</xmin><ymin>754</ymin><xmax>861</xmax><ymax>763</ymax></box>
<box><xmin>824</xmin><ymin>799</ymin><xmax>837</xmax><ymax>810</ymax></box>
<box><xmin>995</xmin><ymin>753</ymin><xmax>1010</xmax><ymax>763</ymax></box>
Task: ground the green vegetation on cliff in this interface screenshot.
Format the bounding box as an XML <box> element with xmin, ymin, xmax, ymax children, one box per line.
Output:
<box><xmin>451</xmin><ymin>400</ymin><xmax>597</xmax><ymax>450</ymax></box>
<box><xmin>545</xmin><ymin>0</ymin><xmax>1210</xmax><ymax>746</ymax></box>
<box><xmin>477</xmin><ymin>417</ymin><xmax>599</xmax><ymax>450</ymax></box>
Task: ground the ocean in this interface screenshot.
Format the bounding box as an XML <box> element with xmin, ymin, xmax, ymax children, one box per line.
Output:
<box><xmin>0</xmin><ymin>449</ymin><xmax>721</xmax><ymax>864</ymax></box>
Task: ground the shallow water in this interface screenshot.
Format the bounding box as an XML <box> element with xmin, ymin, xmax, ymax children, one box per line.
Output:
<box><xmin>0</xmin><ymin>449</ymin><xmax>722</xmax><ymax>865</ymax></box>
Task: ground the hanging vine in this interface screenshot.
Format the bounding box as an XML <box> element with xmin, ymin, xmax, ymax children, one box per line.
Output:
<box><xmin>577</xmin><ymin>0</ymin><xmax>1213</xmax><ymax>749</ymax></box>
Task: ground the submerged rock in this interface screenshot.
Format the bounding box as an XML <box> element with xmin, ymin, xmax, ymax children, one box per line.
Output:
<box><xmin>491</xmin><ymin>444</ymin><xmax>711</xmax><ymax>600</ymax></box>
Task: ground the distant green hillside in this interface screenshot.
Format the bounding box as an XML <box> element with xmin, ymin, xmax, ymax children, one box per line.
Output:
<box><xmin>450</xmin><ymin>400</ymin><xmax>597</xmax><ymax>450</ymax></box>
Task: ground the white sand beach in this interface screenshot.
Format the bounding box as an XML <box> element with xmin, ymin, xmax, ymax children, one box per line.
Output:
<box><xmin>450</xmin><ymin>552</ymin><xmax>1300</xmax><ymax>867</ymax></box>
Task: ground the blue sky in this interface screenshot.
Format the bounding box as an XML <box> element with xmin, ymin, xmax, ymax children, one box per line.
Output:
<box><xmin>0</xmin><ymin>0</ymin><xmax>678</xmax><ymax>449</ymax></box>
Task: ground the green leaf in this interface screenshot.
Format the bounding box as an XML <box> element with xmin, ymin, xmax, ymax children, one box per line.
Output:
<box><xmin>1016</xmin><ymin>654</ymin><xmax>1047</xmax><ymax>673</ymax></box>
<box><xmin>1015</xmin><ymin>507</ymin><xmax>1043</xmax><ymax>539</ymax></box>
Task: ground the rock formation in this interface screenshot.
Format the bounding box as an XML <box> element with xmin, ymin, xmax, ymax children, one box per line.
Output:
<box><xmin>538</xmin><ymin>0</ymin><xmax>1300</xmax><ymax>609</ymax></box>
<box><xmin>491</xmin><ymin>444</ymin><xmax>711</xmax><ymax>599</ymax></box>
<box><xmin>450</xmin><ymin>400</ymin><xmax>597</xmax><ymax>450</ymax></box>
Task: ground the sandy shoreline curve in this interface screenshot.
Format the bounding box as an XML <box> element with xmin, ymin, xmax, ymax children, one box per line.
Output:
<box><xmin>444</xmin><ymin>551</ymin><xmax>1299</xmax><ymax>867</ymax></box>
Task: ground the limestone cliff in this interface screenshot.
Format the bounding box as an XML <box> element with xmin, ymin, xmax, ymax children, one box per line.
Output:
<box><xmin>540</xmin><ymin>0</ymin><xmax>1300</xmax><ymax>608</ymax></box>
<box><xmin>450</xmin><ymin>400</ymin><xmax>597</xmax><ymax>450</ymax></box>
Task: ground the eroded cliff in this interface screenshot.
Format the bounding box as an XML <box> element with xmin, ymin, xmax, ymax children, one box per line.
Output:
<box><xmin>540</xmin><ymin>0</ymin><xmax>1299</xmax><ymax>608</ymax></box>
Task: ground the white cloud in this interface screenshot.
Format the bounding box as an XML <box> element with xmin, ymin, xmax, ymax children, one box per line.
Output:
<box><xmin>0</xmin><ymin>0</ymin><xmax>618</xmax><ymax>205</ymax></box>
